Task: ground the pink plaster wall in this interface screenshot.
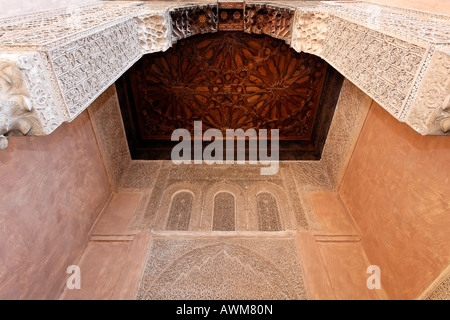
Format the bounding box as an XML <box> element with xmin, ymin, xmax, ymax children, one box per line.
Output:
<box><xmin>340</xmin><ymin>102</ymin><xmax>450</xmax><ymax>299</ymax></box>
<box><xmin>0</xmin><ymin>111</ymin><xmax>111</xmax><ymax>299</ymax></box>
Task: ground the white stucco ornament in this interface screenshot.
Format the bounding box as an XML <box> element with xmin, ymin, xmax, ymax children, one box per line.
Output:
<box><xmin>0</xmin><ymin>0</ymin><xmax>449</xmax><ymax>149</ymax></box>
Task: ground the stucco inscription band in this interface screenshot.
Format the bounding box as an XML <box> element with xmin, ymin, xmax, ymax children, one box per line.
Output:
<box><xmin>0</xmin><ymin>1</ymin><xmax>449</xmax><ymax>149</ymax></box>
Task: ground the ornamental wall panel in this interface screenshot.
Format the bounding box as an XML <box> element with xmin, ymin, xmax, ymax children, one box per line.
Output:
<box><xmin>0</xmin><ymin>0</ymin><xmax>449</xmax><ymax>149</ymax></box>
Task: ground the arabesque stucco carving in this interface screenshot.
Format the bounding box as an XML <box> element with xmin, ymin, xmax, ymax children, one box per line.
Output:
<box><xmin>0</xmin><ymin>0</ymin><xmax>449</xmax><ymax>148</ymax></box>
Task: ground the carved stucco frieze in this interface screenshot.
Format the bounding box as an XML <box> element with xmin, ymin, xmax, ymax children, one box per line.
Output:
<box><xmin>0</xmin><ymin>2</ymin><xmax>146</xmax><ymax>49</ymax></box>
<box><xmin>48</xmin><ymin>19</ymin><xmax>142</xmax><ymax>118</ymax></box>
<box><xmin>321</xmin><ymin>1</ymin><xmax>450</xmax><ymax>46</ymax></box>
<box><xmin>288</xmin><ymin>1</ymin><xmax>450</xmax><ymax>135</ymax></box>
<box><xmin>17</xmin><ymin>52</ymin><xmax>66</xmax><ymax>133</ymax></box>
<box><xmin>0</xmin><ymin>52</ymin><xmax>65</xmax><ymax>150</ymax></box>
<box><xmin>0</xmin><ymin>58</ymin><xmax>36</xmax><ymax>150</ymax></box>
<box><xmin>0</xmin><ymin>0</ymin><xmax>449</xmax><ymax>149</ymax></box>
<box><xmin>291</xmin><ymin>10</ymin><xmax>328</xmax><ymax>56</ymax></box>
<box><xmin>0</xmin><ymin>2</ymin><xmax>171</xmax><ymax>147</ymax></box>
<box><xmin>321</xmin><ymin>16</ymin><xmax>427</xmax><ymax>118</ymax></box>
<box><xmin>404</xmin><ymin>47</ymin><xmax>450</xmax><ymax>135</ymax></box>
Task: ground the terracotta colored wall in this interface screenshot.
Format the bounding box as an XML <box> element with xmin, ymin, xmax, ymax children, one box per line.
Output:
<box><xmin>0</xmin><ymin>111</ymin><xmax>111</xmax><ymax>299</ymax></box>
<box><xmin>340</xmin><ymin>102</ymin><xmax>450</xmax><ymax>299</ymax></box>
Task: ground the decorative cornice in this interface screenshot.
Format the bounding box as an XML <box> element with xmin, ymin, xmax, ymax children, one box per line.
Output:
<box><xmin>170</xmin><ymin>3</ymin><xmax>218</xmax><ymax>42</ymax></box>
<box><xmin>244</xmin><ymin>3</ymin><xmax>294</xmax><ymax>42</ymax></box>
<box><xmin>405</xmin><ymin>46</ymin><xmax>450</xmax><ymax>134</ymax></box>
<box><xmin>0</xmin><ymin>0</ymin><xmax>449</xmax><ymax>149</ymax></box>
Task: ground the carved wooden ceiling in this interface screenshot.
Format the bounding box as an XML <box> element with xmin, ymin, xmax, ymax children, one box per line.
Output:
<box><xmin>117</xmin><ymin>31</ymin><xmax>343</xmax><ymax>160</ymax></box>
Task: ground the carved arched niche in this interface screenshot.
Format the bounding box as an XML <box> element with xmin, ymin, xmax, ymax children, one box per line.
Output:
<box><xmin>246</xmin><ymin>181</ymin><xmax>296</xmax><ymax>231</ymax></box>
<box><xmin>165</xmin><ymin>191</ymin><xmax>194</xmax><ymax>231</ymax></box>
<box><xmin>153</xmin><ymin>182</ymin><xmax>203</xmax><ymax>231</ymax></box>
<box><xmin>201</xmin><ymin>181</ymin><xmax>246</xmax><ymax>231</ymax></box>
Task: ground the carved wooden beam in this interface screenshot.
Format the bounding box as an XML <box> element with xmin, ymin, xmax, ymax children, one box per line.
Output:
<box><xmin>170</xmin><ymin>3</ymin><xmax>218</xmax><ymax>42</ymax></box>
<box><xmin>244</xmin><ymin>3</ymin><xmax>294</xmax><ymax>43</ymax></box>
<box><xmin>0</xmin><ymin>52</ymin><xmax>63</xmax><ymax>150</ymax></box>
<box><xmin>219</xmin><ymin>1</ymin><xmax>244</xmax><ymax>31</ymax></box>
<box><xmin>0</xmin><ymin>1</ymin><xmax>449</xmax><ymax>149</ymax></box>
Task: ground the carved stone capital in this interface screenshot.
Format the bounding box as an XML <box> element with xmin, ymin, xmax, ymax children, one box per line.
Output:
<box><xmin>0</xmin><ymin>52</ymin><xmax>61</xmax><ymax>149</ymax></box>
<box><xmin>0</xmin><ymin>59</ymin><xmax>34</xmax><ymax>149</ymax></box>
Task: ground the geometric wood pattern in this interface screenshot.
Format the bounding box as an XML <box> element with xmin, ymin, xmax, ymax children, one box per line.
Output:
<box><xmin>116</xmin><ymin>31</ymin><xmax>344</xmax><ymax>160</ymax></box>
<box><xmin>244</xmin><ymin>3</ymin><xmax>295</xmax><ymax>43</ymax></box>
<box><xmin>127</xmin><ymin>32</ymin><xmax>327</xmax><ymax>141</ymax></box>
<box><xmin>218</xmin><ymin>2</ymin><xmax>244</xmax><ymax>31</ymax></box>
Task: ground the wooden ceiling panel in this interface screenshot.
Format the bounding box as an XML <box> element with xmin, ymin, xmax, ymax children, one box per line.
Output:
<box><xmin>128</xmin><ymin>32</ymin><xmax>327</xmax><ymax>140</ymax></box>
<box><xmin>116</xmin><ymin>32</ymin><xmax>343</xmax><ymax>160</ymax></box>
